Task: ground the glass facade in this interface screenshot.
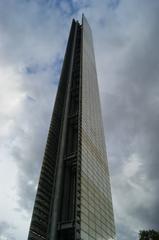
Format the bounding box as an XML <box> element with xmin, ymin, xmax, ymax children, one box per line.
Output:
<box><xmin>80</xmin><ymin>16</ymin><xmax>116</xmax><ymax>240</ymax></box>
<box><xmin>27</xmin><ymin>15</ymin><xmax>116</xmax><ymax>240</ymax></box>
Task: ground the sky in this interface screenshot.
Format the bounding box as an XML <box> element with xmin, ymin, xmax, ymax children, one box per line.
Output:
<box><xmin>0</xmin><ymin>0</ymin><xmax>159</xmax><ymax>239</ymax></box>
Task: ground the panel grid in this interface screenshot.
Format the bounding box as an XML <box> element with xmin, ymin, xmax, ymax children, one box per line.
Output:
<box><xmin>80</xmin><ymin>16</ymin><xmax>115</xmax><ymax>240</ymax></box>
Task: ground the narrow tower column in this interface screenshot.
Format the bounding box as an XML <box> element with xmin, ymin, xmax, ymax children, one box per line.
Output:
<box><xmin>27</xmin><ymin>15</ymin><xmax>116</xmax><ymax>240</ymax></box>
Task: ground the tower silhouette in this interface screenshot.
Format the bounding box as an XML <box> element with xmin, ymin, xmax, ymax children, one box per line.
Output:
<box><xmin>28</xmin><ymin>15</ymin><xmax>116</xmax><ymax>240</ymax></box>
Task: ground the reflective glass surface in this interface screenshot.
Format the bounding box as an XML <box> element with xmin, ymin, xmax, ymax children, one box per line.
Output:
<box><xmin>80</xmin><ymin>16</ymin><xmax>116</xmax><ymax>240</ymax></box>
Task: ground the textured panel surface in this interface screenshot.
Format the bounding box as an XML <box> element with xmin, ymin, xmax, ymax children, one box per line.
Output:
<box><xmin>28</xmin><ymin>15</ymin><xmax>116</xmax><ymax>240</ymax></box>
<box><xmin>80</xmin><ymin>15</ymin><xmax>116</xmax><ymax>240</ymax></box>
<box><xmin>28</xmin><ymin>20</ymin><xmax>77</xmax><ymax>240</ymax></box>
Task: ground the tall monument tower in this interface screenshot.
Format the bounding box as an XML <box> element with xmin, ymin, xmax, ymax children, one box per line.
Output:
<box><xmin>28</xmin><ymin>15</ymin><xmax>116</xmax><ymax>240</ymax></box>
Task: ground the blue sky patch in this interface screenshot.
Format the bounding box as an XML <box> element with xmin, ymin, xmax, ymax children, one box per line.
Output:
<box><xmin>25</xmin><ymin>63</ymin><xmax>49</xmax><ymax>75</ymax></box>
<box><xmin>108</xmin><ymin>0</ymin><xmax>120</xmax><ymax>10</ymax></box>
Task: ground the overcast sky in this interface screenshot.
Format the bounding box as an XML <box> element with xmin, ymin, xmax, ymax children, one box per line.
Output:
<box><xmin>0</xmin><ymin>0</ymin><xmax>159</xmax><ymax>239</ymax></box>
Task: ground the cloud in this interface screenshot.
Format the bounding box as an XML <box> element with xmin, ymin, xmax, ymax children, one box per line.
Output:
<box><xmin>0</xmin><ymin>0</ymin><xmax>69</xmax><ymax>238</ymax></box>
<box><xmin>0</xmin><ymin>221</ymin><xmax>13</xmax><ymax>237</ymax></box>
<box><xmin>0</xmin><ymin>0</ymin><xmax>159</xmax><ymax>240</ymax></box>
<box><xmin>93</xmin><ymin>0</ymin><xmax>159</xmax><ymax>238</ymax></box>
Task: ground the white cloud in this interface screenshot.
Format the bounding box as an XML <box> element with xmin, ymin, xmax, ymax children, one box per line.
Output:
<box><xmin>123</xmin><ymin>153</ymin><xmax>142</xmax><ymax>178</ymax></box>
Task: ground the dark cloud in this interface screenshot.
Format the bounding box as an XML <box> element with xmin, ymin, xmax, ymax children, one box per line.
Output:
<box><xmin>0</xmin><ymin>221</ymin><xmax>16</xmax><ymax>240</ymax></box>
<box><xmin>0</xmin><ymin>221</ymin><xmax>11</xmax><ymax>233</ymax></box>
<box><xmin>116</xmin><ymin>223</ymin><xmax>137</xmax><ymax>240</ymax></box>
